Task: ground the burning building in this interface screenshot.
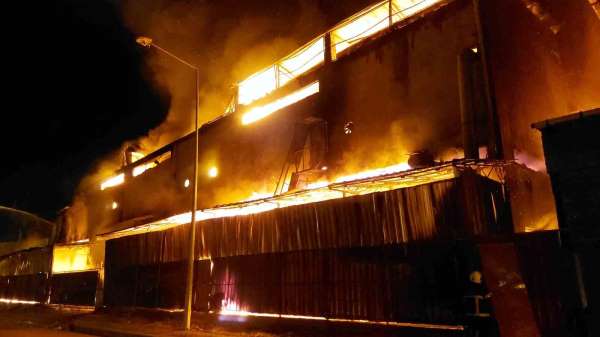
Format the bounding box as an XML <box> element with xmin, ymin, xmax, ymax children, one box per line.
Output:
<box><xmin>1</xmin><ymin>0</ymin><xmax>598</xmax><ymax>336</ymax></box>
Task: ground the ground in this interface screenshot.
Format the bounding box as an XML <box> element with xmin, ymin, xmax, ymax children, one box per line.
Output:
<box><xmin>0</xmin><ymin>329</ymin><xmax>94</xmax><ymax>337</ymax></box>
<box><xmin>0</xmin><ymin>304</ymin><xmax>464</xmax><ymax>337</ymax></box>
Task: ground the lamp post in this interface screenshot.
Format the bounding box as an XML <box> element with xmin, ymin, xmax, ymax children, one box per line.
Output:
<box><xmin>136</xmin><ymin>36</ymin><xmax>199</xmax><ymax>331</ymax></box>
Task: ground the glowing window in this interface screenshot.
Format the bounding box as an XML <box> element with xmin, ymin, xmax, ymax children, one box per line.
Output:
<box><xmin>52</xmin><ymin>244</ymin><xmax>98</xmax><ymax>274</ymax></box>
<box><xmin>331</xmin><ymin>1</ymin><xmax>390</xmax><ymax>58</ymax></box>
<box><xmin>278</xmin><ymin>37</ymin><xmax>325</xmax><ymax>86</ymax></box>
<box><xmin>392</xmin><ymin>0</ymin><xmax>443</xmax><ymax>22</ymax></box>
<box><xmin>242</xmin><ymin>82</ymin><xmax>319</xmax><ymax>125</ymax></box>
<box><xmin>100</xmin><ymin>173</ymin><xmax>124</xmax><ymax>190</ymax></box>
<box><xmin>238</xmin><ymin>66</ymin><xmax>277</xmax><ymax>106</ymax></box>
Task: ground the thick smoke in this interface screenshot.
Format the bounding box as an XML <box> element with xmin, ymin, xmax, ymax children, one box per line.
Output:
<box><xmin>486</xmin><ymin>0</ymin><xmax>600</xmax><ymax>168</ymax></box>
<box><xmin>63</xmin><ymin>0</ymin><xmax>377</xmax><ymax>241</ymax></box>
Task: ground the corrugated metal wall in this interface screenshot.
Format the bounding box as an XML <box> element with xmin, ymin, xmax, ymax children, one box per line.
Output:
<box><xmin>0</xmin><ymin>247</ymin><xmax>98</xmax><ymax>305</ymax></box>
<box><xmin>515</xmin><ymin>231</ymin><xmax>583</xmax><ymax>337</ymax></box>
<box><xmin>107</xmin><ymin>173</ymin><xmax>506</xmax><ymax>265</ymax></box>
<box><xmin>104</xmin><ymin>173</ymin><xmax>506</xmax><ymax>323</ymax></box>
<box><xmin>50</xmin><ymin>271</ymin><xmax>98</xmax><ymax>305</ymax></box>
<box><xmin>105</xmin><ymin>245</ymin><xmax>474</xmax><ymax>323</ymax></box>
<box><xmin>0</xmin><ymin>247</ymin><xmax>50</xmax><ymax>302</ymax></box>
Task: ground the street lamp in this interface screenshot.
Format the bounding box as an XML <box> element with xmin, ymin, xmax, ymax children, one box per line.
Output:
<box><xmin>136</xmin><ymin>36</ymin><xmax>199</xmax><ymax>331</ymax></box>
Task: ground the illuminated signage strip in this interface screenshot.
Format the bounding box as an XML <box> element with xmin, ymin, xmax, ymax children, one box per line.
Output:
<box><xmin>241</xmin><ymin>82</ymin><xmax>319</xmax><ymax>125</ymax></box>
<box><xmin>237</xmin><ymin>66</ymin><xmax>277</xmax><ymax>106</ymax></box>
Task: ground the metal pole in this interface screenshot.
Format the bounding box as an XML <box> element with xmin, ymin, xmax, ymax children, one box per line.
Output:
<box><xmin>472</xmin><ymin>0</ymin><xmax>502</xmax><ymax>159</ymax></box>
<box><xmin>142</xmin><ymin>40</ymin><xmax>200</xmax><ymax>330</ymax></box>
<box><xmin>183</xmin><ymin>67</ymin><xmax>200</xmax><ymax>330</ymax></box>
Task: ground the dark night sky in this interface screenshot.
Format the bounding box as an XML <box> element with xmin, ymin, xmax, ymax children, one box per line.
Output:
<box><xmin>0</xmin><ymin>0</ymin><xmax>169</xmax><ymax>221</ymax></box>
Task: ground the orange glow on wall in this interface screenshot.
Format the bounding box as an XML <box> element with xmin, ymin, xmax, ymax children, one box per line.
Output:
<box><xmin>132</xmin><ymin>151</ymin><xmax>172</xmax><ymax>177</ymax></box>
<box><xmin>132</xmin><ymin>162</ymin><xmax>157</xmax><ymax>177</ymax></box>
<box><xmin>52</xmin><ymin>243</ymin><xmax>104</xmax><ymax>274</ymax></box>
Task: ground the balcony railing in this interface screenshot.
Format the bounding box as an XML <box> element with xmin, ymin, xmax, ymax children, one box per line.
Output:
<box><xmin>237</xmin><ymin>0</ymin><xmax>447</xmax><ymax>107</ymax></box>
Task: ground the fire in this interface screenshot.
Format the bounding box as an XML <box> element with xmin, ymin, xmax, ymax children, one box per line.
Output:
<box><xmin>100</xmin><ymin>160</ymin><xmax>478</xmax><ymax>240</ymax></box>
<box><xmin>132</xmin><ymin>151</ymin><xmax>172</xmax><ymax>177</ymax></box>
<box><xmin>100</xmin><ymin>173</ymin><xmax>124</xmax><ymax>190</ymax></box>
<box><xmin>235</xmin><ymin>0</ymin><xmax>444</xmax><ymax>107</ymax></box>
<box><xmin>52</xmin><ymin>243</ymin><xmax>103</xmax><ymax>274</ymax></box>
<box><xmin>245</xmin><ymin>192</ymin><xmax>273</xmax><ymax>201</ymax></box>
<box><xmin>331</xmin><ymin>1</ymin><xmax>390</xmax><ymax>57</ymax></box>
<box><xmin>132</xmin><ymin>161</ymin><xmax>158</xmax><ymax>177</ymax></box>
<box><xmin>331</xmin><ymin>0</ymin><xmax>444</xmax><ymax>58</ymax></box>
<box><xmin>52</xmin><ymin>245</ymin><xmax>92</xmax><ymax>274</ymax></box>
<box><xmin>334</xmin><ymin>162</ymin><xmax>411</xmax><ymax>183</ymax></box>
<box><xmin>221</xmin><ymin>299</ymin><xmax>242</xmax><ymax>312</ymax></box>
<box><xmin>391</xmin><ymin>0</ymin><xmax>444</xmax><ymax>22</ymax></box>
<box><xmin>217</xmin><ymin>299</ymin><xmax>463</xmax><ymax>330</ymax></box>
<box><xmin>0</xmin><ymin>298</ymin><xmax>39</xmax><ymax>305</ymax></box>
<box><xmin>242</xmin><ymin>82</ymin><xmax>320</xmax><ymax>125</ymax></box>
<box><xmin>278</xmin><ymin>37</ymin><xmax>325</xmax><ymax>86</ymax></box>
<box><xmin>305</xmin><ymin>162</ymin><xmax>411</xmax><ymax>189</ymax></box>
<box><xmin>238</xmin><ymin>66</ymin><xmax>277</xmax><ymax>106</ymax></box>
<box><xmin>129</xmin><ymin>151</ymin><xmax>145</xmax><ymax>163</ymax></box>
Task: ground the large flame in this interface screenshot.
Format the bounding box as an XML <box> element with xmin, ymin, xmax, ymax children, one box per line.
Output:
<box><xmin>217</xmin><ymin>299</ymin><xmax>463</xmax><ymax>330</ymax></box>
<box><xmin>52</xmin><ymin>245</ymin><xmax>91</xmax><ymax>274</ymax></box>
<box><xmin>242</xmin><ymin>82</ymin><xmax>320</xmax><ymax>125</ymax></box>
<box><xmin>100</xmin><ymin>160</ymin><xmax>484</xmax><ymax>240</ymax></box>
<box><xmin>279</xmin><ymin>37</ymin><xmax>325</xmax><ymax>86</ymax></box>
<box><xmin>331</xmin><ymin>1</ymin><xmax>390</xmax><ymax>57</ymax></box>
<box><xmin>100</xmin><ymin>173</ymin><xmax>124</xmax><ymax>190</ymax></box>
<box><xmin>0</xmin><ymin>298</ymin><xmax>39</xmax><ymax>305</ymax></box>
<box><xmin>238</xmin><ymin>66</ymin><xmax>277</xmax><ymax>106</ymax></box>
